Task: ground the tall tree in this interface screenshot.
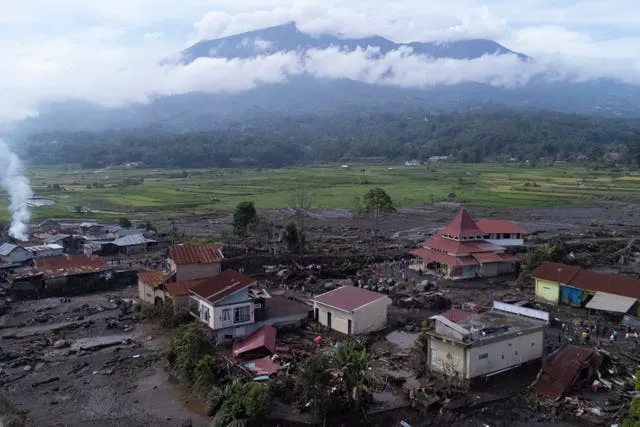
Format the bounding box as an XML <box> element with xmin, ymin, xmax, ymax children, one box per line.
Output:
<box><xmin>289</xmin><ymin>185</ymin><xmax>314</xmax><ymax>254</ymax></box>
<box><xmin>232</xmin><ymin>201</ymin><xmax>258</xmax><ymax>237</ymax></box>
<box><xmin>362</xmin><ymin>188</ymin><xmax>396</xmax><ymax>253</ymax></box>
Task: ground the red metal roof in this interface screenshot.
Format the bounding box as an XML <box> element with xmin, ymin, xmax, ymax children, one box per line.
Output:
<box><xmin>166</xmin><ymin>279</ymin><xmax>207</xmax><ymax>296</ymax></box>
<box><xmin>169</xmin><ymin>244</ymin><xmax>223</xmax><ymax>265</ymax></box>
<box><xmin>189</xmin><ymin>269</ymin><xmax>256</xmax><ymax>303</ymax></box>
<box><xmin>472</xmin><ymin>252</ymin><xmax>520</xmax><ymax>264</ymax></box>
<box><xmin>439</xmin><ymin>308</ymin><xmax>472</xmax><ymax>323</ymax></box>
<box><xmin>244</xmin><ymin>356</ymin><xmax>284</xmax><ymax>376</ymax></box>
<box><xmin>137</xmin><ymin>271</ymin><xmax>164</xmax><ymax>288</ymax></box>
<box><xmin>35</xmin><ymin>255</ymin><xmax>108</xmax><ymax>278</ymax></box>
<box><xmin>424</xmin><ymin>237</ymin><xmax>505</xmax><ymax>254</ymax></box>
<box><xmin>570</xmin><ymin>269</ymin><xmax>640</xmax><ymax>299</ymax></box>
<box><xmin>411</xmin><ymin>248</ymin><xmax>479</xmax><ymax>267</ymax></box>
<box><xmin>312</xmin><ymin>286</ymin><xmax>388</xmax><ymax>312</ymax></box>
<box><xmin>233</xmin><ymin>325</ymin><xmax>277</xmax><ymax>358</ymax></box>
<box><xmin>535</xmin><ymin>345</ymin><xmax>603</xmax><ymax>401</ymax></box>
<box><xmin>475</xmin><ymin>219</ymin><xmax>529</xmax><ymax>235</ymax></box>
<box><xmin>438</xmin><ymin>209</ymin><xmax>485</xmax><ymax>239</ymax></box>
<box><xmin>532</xmin><ymin>262</ymin><xmax>581</xmax><ymax>285</ymax></box>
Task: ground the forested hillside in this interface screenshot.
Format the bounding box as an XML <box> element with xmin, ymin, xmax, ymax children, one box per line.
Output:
<box><xmin>21</xmin><ymin>110</ymin><xmax>640</xmax><ymax>168</ymax></box>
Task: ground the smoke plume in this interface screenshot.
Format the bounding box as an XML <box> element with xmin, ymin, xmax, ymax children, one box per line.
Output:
<box><xmin>0</xmin><ymin>140</ymin><xmax>33</xmax><ymax>241</ymax></box>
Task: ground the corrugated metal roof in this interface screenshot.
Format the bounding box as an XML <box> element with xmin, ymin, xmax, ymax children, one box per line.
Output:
<box><xmin>233</xmin><ymin>325</ymin><xmax>277</xmax><ymax>358</ymax></box>
<box><xmin>570</xmin><ymin>269</ymin><xmax>640</xmax><ymax>300</ymax></box>
<box><xmin>166</xmin><ymin>279</ymin><xmax>205</xmax><ymax>296</ymax></box>
<box><xmin>438</xmin><ymin>209</ymin><xmax>485</xmax><ymax>239</ymax></box>
<box><xmin>411</xmin><ymin>247</ymin><xmax>479</xmax><ymax>267</ymax></box>
<box><xmin>43</xmin><ymin>234</ymin><xmax>71</xmax><ymax>244</ymax></box>
<box><xmin>137</xmin><ymin>271</ymin><xmax>164</xmax><ymax>288</ymax></box>
<box><xmin>35</xmin><ymin>255</ymin><xmax>109</xmax><ymax>278</ymax></box>
<box><xmin>438</xmin><ymin>308</ymin><xmax>472</xmax><ymax>323</ymax></box>
<box><xmin>112</xmin><ymin>234</ymin><xmax>154</xmax><ymax>247</ymax></box>
<box><xmin>585</xmin><ymin>291</ymin><xmax>636</xmax><ymax>313</ymax></box>
<box><xmin>169</xmin><ymin>244</ymin><xmax>223</xmax><ymax>265</ymax></box>
<box><xmin>475</xmin><ymin>219</ymin><xmax>529</xmax><ymax>235</ymax></box>
<box><xmin>25</xmin><ymin>244</ymin><xmax>64</xmax><ymax>253</ymax></box>
<box><xmin>312</xmin><ymin>286</ymin><xmax>389</xmax><ymax>312</ymax></box>
<box><xmin>532</xmin><ymin>262</ymin><xmax>581</xmax><ymax>285</ymax></box>
<box><xmin>189</xmin><ymin>269</ymin><xmax>256</xmax><ymax>303</ymax></box>
<box><xmin>0</xmin><ymin>243</ymin><xmax>19</xmax><ymax>256</ymax></box>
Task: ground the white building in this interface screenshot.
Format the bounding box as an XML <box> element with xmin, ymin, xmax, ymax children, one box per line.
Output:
<box><xmin>312</xmin><ymin>286</ymin><xmax>392</xmax><ymax>335</ymax></box>
<box><xmin>427</xmin><ymin>302</ymin><xmax>548</xmax><ymax>379</ymax></box>
<box><xmin>475</xmin><ymin>219</ymin><xmax>528</xmax><ymax>248</ymax></box>
<box><xmin>25</xmin><ymin>244</ymin><xmax>65</xmax><ymax>259</ymax></box>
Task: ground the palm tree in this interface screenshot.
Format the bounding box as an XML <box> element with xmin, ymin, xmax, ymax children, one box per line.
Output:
<box><xmin>331</xmin><ymin>340</ymin><xmax>375</xmax><ymax>414</ymax></box>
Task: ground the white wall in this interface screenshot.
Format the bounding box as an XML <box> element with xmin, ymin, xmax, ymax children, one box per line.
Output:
<box><xmin>465</xmin><ymin>330</ymin><xmax>544</xmax><ymax>378</ymax></box>
<box><xmin>314</xmin><ymin>302</ymin><xmax>352</xmax><ymax>335</ymax></box>
<box><xmin>429</xmin><ymin>339</ymin><xmax>467</xmax><ymax>378</ymax></box>
<box><xmin>352</xmin><ymin>297</ymin><xmax>391</xmax><ymax>334</ymax></box>
<box><xmin>485</xmin><ymin>238</ymin><xmax>524</xmax><ymax>247</ymax></box>
<box><xmin>137</xmin><ymin>280</ymin><xmax>165</xmax><ymax>305</ymax></box>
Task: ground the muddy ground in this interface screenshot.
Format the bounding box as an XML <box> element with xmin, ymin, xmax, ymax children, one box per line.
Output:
<box><xmin>2</xmin><ymin>201</ymin><xmax>640</xmax><ymax>426</ymax></box>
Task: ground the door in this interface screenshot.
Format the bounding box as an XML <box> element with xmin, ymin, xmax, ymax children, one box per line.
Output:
<box><xmin>314</xmin><ymin>308</ymin><xmax>319</xmax><ymax>321</ymax></box>
<box><xmin>430</xmin><ymin>348</ymin><xmax>438</xmax><ymax>367</ymax></box>
<box><xmin>348</xmin><ymin>319</ymin><xmax>352</xmax><ymax>335</ymax></box>
<box><xmin>327</xmin><ymin>311</ymin><xmax>332</xmax><ymax>329</ymax></box>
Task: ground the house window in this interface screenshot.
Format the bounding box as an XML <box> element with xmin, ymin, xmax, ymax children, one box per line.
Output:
<box><xmin>254</xmin><ymin>303</ymin><xmax>262</xmax><ymax>309</ymax></box>
<box><xmin>222</xmin><ymin>308</ymin><xmax>232</xmax><ymax>326</ymax></box>
<box><xmin>201</xmin><ymin>306</ymin><xmax>210</xmax><ymax>322</ymax></box>
<box><xmin>234</xmin><ymin>306</ymin><xmax>251</xmax><ymax>323</ymax></box>
<box><xmin>478</xmin><ymin>353</ymin><xmax>488</xmax><ymax>360</ymax></box>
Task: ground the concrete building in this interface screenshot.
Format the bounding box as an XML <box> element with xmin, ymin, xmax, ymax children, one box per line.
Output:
<box><xmin>137</xmin><ymin>271</ymin><xmax>165</xmax><ymax>305</ymax></box>
<box><xmin>410</xmin><ymin>209</ymin><xmax>525</xmax><ymax>280</ymax></box>
<box><xmin>0</xmin><ymin>243</ymin><xmax>31</xmax><ymax>264</ymax></box>
<box><xmin>168</xmin><ymin>244</ymin><xmax>223</xmax><ymax>282</ymax></box>
<box><xmin>427</xmin><ymin>301</ymin><xmax>548</xmax><ymax>380</ymax></box>
<box><xmin>25</xmin><ymin>244</ymin><xmax>65</xmax><ymax>259</ymax></box>
<box><xmin>312</xmin><ymin>286</ymin><xmax>391</xmax><ymax>335</ymax></box>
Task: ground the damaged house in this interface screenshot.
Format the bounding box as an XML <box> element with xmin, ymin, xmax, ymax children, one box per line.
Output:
<box><xmin>427</xmin><ymin>301</ymin><xmax>548</xmax><ymax>379</ymax></box>
<box><xmin>168</xmin><ymin>244</ymin><xmax>223</xmax><ymax>282</ymax></box>
<box><xmin>410</xmin><ymin>209</ymin><xmax>525</xmax><ymax>280</ymax></box>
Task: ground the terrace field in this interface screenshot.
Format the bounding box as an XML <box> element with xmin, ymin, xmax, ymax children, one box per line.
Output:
<box><xmin>4</xmin><ymin>163</ymin><xmax>640</xmax><ymax>223</ymax></box>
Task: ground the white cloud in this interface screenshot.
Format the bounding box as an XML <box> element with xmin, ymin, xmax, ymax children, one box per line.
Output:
<box><xmin>1</xmin><ymin>0</ymin><xmax>640</xmax><ymax>123</ymax></box>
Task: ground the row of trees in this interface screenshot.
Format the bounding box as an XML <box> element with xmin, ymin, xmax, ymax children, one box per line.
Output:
<box><xmin>20</xmin><ymin>110</ymin><xmax>640</xmax><ymax>168</ymax></box>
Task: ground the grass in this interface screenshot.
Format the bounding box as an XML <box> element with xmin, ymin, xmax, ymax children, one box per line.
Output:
<box><xmin>1</xmin><ymin>162</ymin><xmax>638</xmax><ymax>223</ymax></box>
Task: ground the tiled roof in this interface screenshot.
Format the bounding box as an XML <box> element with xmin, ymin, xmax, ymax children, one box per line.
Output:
<box><xmin>189</xmin><ymin>269</ymin><xmax>256</xmax><ymax>303</ymax></box>
<box><xmin>472</xmin><ymin>252</ymin><xmax>520</xmax><ymax>264</ymax></box>
<box><xmin>424</xmin><ymin>237</ymin><xmax>506</xmax><ymax>254</ymax></box>
<box><xmin>438</xmin><ymin>209</ymin><xmax>485</xmax><ymax>239</ymax></box>
<box><xmin>169</xmin><ymin>244</ymin><xmax>223</xmax><ymax>265</ymax></box>
<box><xmin>475</xmin><ymin>219</ymin><xmax>529</xmax><ymax>235</ymax></box>
<box><xmin>166</xmin><ymin>279</ymin><xmax>206</xmax><ymax>296</ymax></box>
<box><xmin>411</xmin><ymin>248</ymin><xmax>479</xmax><ymax>267</ymax></box>
<box><xmin>35</xmin><ymin>255</ymin><xmax>109</xmax><ymax>278</ymax></box>
<box><xmin>312</xmin><ymin>286</ymin><xmax>389</xmax><ymax>312</ymax></box>
<box><xmin>532</xmin><ymin>262</ymin><xmax>581</xmax><ymax>285</ymax></box>
<box><xmin>233</xmin><ymin>325</ymin><xmax>277</xmax><ymax>358</ymax></box>
<box><xmin>137</xmin><ymin>271</ymin><xmax>164</xmax><ymax>288</ymax></box>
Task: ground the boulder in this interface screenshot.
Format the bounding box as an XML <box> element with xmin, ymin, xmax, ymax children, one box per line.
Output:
<box><xmin>53</xmin><ymin>339</ymin><xmax>70</xmax><ymax>349</ymax></box>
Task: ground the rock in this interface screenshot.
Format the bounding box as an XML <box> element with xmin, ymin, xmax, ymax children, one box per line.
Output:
<box><xmin>340</xmin><ymin>278</ymin><xmax>354</xmax><ymax>287</ymax></box>
<box><xmin>324</xmin><ymin>282</ymin><xmax>333</xmax><ymax>290</ymax></box>
<box><xmin>147</xmin><ymin>336</ymin><xmax>153</xmax><ymax>341</ymax></box>
<box><xmin>34</xmin><ymin>362</ymin><xmax>45</xmax><ymax>372</ymax></box>
<box><xmin>53</xmin><ymin>339</ymin><xmax>70</xmax><ymax>349</ymax></box>
<box><xmin>386</xmin><ymin>278</ymin><xmax>395</xmax><ymax>285</ymax></box>
<box><xmin>23</xmin><ymin>365</ymin><xmax>32</xmax><ymax>372</ymax></box>
<box><xmin>181</xmin><ymin>418</ymin><xmax>193</xmax><ymax>427</ymax></box>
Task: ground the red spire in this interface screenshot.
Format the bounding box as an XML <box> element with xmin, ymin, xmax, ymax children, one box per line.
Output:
<box><xmin>439</xmin><ymin>208</ymin><xmax>485</xmax><ymax>239</ymax></box>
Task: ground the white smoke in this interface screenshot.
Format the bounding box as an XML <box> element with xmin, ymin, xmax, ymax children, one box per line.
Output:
<box><xmin>0</xmin><ymin>140</ymin><xmax>33</xmax><ymax>241</ymax></box>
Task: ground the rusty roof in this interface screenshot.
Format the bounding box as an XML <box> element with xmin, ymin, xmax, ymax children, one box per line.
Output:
<box><xmin>535</xmin><ymin>345</ymin><xmax>604</xmax><ymax>401</ymax></box>
<box><xmin>35</xmin><ymin>255</ymin><xmax>109</xmax><ymax>278</ymax></box>
<box><xmin>312</xmin><ymin>286</ymin><xmax>389</xmax><ymax>312</ymax></box>
<box><xmin>439</xmin><ymin>308</ymin><xmax>472</xmax><ymax>323</ymax></box>
<box><xmin>137</xmin><ymin>271</ymin><xmax>164</xmax><ymax>288</ymax></box>
<box><xmin>169</xmin><ymin>244</ymin><xmax>223</xmax><ymax>265</ymax></box>
<box><xmin>532</xmin><ymin>262</ymin><xmax>581</xmax><ymax>285</ymax></box>
<box><xmin>475</xmin><ymin>219</ymin><xmax>529</xmax><ymax>235</ymax></box>
<box><xmin>189</xmin><ymin>269</ymin><xmax>256</xmax><ymax>303</ymax></box>
<box><xmin>570</xmin><ymin>269</ymin><xmax>640</xmax><ymax>299</ymax></box>
<box><xmin>166</xmin><ymin>279</ymin><xmax>207</xmax><ymax>297</ymax></box>
<box><xmin>233</xmin><ymin>325</ymin><xmax>277</xmax><ymax>358</ymax></box>
<box><xmin>438</xmin><ymin>208</ymin><xmax>485</xmax><ymax>239</ymax></box>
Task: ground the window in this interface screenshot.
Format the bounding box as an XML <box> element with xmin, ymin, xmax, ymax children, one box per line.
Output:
<box><xmin>234</xmin><ymin>306</ymin><xmax>251</xmax><ymax>323</ymax></box>
<box><xmin>254</xmin><ymin>303</ymin><xmax>262</xmax><ymax>309</ymax></box>
<box><xmin>222</xmin><ymin>308</ymin><xmax>232</xmax><ymax>326</ymax></box>
<box><xmin>201</xmin><ymin>306</ymin><xmax>210</xmax><ymax>322</ymax></box>
<box><xmin>478</xmin><ymin>353</ymin><xmax>488</xmax><ymax>360</ymax></box>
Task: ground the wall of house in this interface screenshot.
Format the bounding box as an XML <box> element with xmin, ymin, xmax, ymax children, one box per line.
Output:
<box><xmin>175</xmin><ymin>262</ymin><xmax>221</xmax><ymax>282</ymax></box>
<box><xmin>352</xmin><ymin>297</ymin><xmax>391</xmax><ymax>334</ymax></box>
<box><xmin>477</xmin><ymin>262</ymin><xmax>516</xmax><ymax>278</ymax></box>
<box><xmin>212</xmin><ymin>300</ymin><xmax>254</xmax><ymax>330</ymax></box>
<box><xmin>314</xmin><ymin>302</ymin><xmax>351</xmax><ymax>334</ymax></box>
<box><xmin>465</xmin><ymin>330</ymin><xmax>544</xmax><ymax>379</ymax></box>
<box><xmin>560</xmin><ymin>285</ymin><xmax>586</xmax><ymax>306</ymax></box>
<box><xmin>265</xmin><ymin>313</ymin><xmax>310</xmax><ymax>328</ymax></box>
<box><xmin>170</xmin><ymin>295</ymin><xmax>189</xmax><ymax>311</ymax></box>
<box><xmin>137</xmin><ymin>280</ymin><xmax>166</xmax><ymax>305</ymax></box>
<box><xmin>30</xmin><ymin>247</ymin><xmax>64</xmax><ymax>259</ymax></box>
<box><xmin>215</xmin><ymin>288</ymin><xmax>253</xmax><ymax>306</ymax></box>
<box><xmin>6</xmin><ymin>249</ymin><xmax>32</xmax><ymax>264</ymax></box>
<box><xmin>123</xmin><ymin>244</ymin><xmax>146</xmax><ymax>255</ymax></box>
<box><xmin>535</xmin><ymin>279</ymin><xmax>560</xmax><ymax>304</ymax></box>
<box><xmin>428</xmin><ymin>338</ymin><xmax>466</xmax><ymax>378</ymax></box>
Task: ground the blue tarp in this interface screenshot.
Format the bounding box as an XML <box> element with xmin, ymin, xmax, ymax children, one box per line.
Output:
<box><xmin>560</xmin><ymin>285</ymin><xmax>584</xmax><ymax>306</ymax></box>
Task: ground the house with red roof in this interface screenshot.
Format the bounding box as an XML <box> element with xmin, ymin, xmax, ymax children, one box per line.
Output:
<box><xmin>312</xmin><ymin>286</ymin><xmax>391</xmax><ymax>335</ymax></box>
<box><xmin>410</xmin><ymin>209</ymin><xmax>526</xmax><ymax>280</ymax></box>
<box><xmin>168</xmin><ymin>243</ymin><xmax>224</xmax><ymax>282</ymax></box>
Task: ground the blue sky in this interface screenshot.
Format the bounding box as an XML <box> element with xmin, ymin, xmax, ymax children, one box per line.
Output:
<box><xmin>1</xmin><ymin>0</ymin><xmax>639</xmax><ymax>122</ymax></box>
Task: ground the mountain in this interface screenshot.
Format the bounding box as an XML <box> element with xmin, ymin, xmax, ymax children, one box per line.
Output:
<box><xmin>182</xmin><ymin>22</ymin><xmax>527</xmax><ymax>62</ymax></box>
<box><xmin>8</xmin><ymin>23</ymin><xmax>640</xmax><ymax>136</ymax></box>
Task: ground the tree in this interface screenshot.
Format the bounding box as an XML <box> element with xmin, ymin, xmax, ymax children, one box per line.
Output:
<box><xmin>74</xmin><ymin>205</ymin><xmax>83</xmax><ymax>214</ymax></box>
<box><xmin>362</xmin><ymin>188</ymin><xmax>396</xmax><ymax>252</ymax></box>
<box><xmin>211</xmin><ymin>380</ymin><xmax>272</xmax><ymax>427</ymax></box>
<box><xmin>283</xmin><ymin>222</ymin><xmax>300</xmax><ymax>251</ymax></box>
<box><xmin>623</xmin><ymin>369</ymin><xmax>640</xmax><ymax>427</ymax></box>
<box><xmin>119</xmin><ymin>217</ymin><xmax>132</xmax><ymax>228</ymax></box>
<box><xmin>297</xmin><ymin>353</ymin><xmax>335</xmax><ymax>422</ymax></box>
<box><xmin>290</xmin><ymin>185</ymin><xmax>314</xmax><ymax>253</ymax></box>
<box><xmin>332</xmin><ymin>340</ymin><xmax>374</xmax><ymax>414</ymax></box>
<box><xmin>232</xmin><ymin>201</ymin><xmax>258</xmax><ymax>237</ymax></box>
<box><xmin>166</xmin><ymin>323</ymin><xmax>216</xmax><ymax>383</ymax></box>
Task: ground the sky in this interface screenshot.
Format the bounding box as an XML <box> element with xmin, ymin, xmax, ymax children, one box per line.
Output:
<box><xmin>1</xmin><ymin>0</ymin><xmax>640</xmax><ymax>122</ymax></box>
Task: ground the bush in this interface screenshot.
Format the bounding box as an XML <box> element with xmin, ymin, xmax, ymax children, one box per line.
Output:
<box><xmin>211</xmin><ymin>380</ymin><xmax>272</xmax><ymax>427</ymax></box>
<box><xmin>166</xmin><ymin>323</ymin><xmax>216</xmax><ymax>383</ymax></box>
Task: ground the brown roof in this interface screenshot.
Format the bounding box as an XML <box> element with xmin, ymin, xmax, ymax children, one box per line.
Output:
<box><xmin>169</xmin><ymin>244</ymin><xmax>223</xmax><ymax>265</ymax></box>
<box><xmin>137</xmin><ymin>271</ymin><xmax>164</xmax><ymax>288</ymax></box>
<box><xmin>535</xmin><ymin>345</ymin><xmax>604</xmax><ymax>401</ymax></box>
<box><xmin>35</xmin><ymin>255</ymin><xmax>109</xmax><ymax>278</ymax></box>
<box><xmin>532</xmin><ymin>262</ymin><xmax>581</xmax><ymax>285</ymax></box>
<box><xmin>190</xmin><ymin>269</ymin><xmax>256</xmax><ymax>303</ymax></box>
<box><xmin>166</xmin><ymin>279</ymin><xmax>207</xmax><ymax>297</ymax></box>
<box><xmin>424</xmin><ymin>237</ymin><xmax>505</xmax><ymax>254</ymax></box>
<box><xmin>438</xmin><ymin>208</ymin><xmax>485</xmax><ymax>239</ymax></box>
<box><xmin>411</xmin><ymin>248</ymin><xmax>479</xmax><ymax>267</ymax></box>
<box><xmin>570</xmin><ymin>269</ymin><xmax>640</xmax><ymax>299</ymax></box>
<box><xmin>313</xmin><ymin>286</ymin><xmax>389</xmax><ymax>312</ymax></box>
<box><xmin>439</xmin><ymin>308</ymin><xmax>472</xmax><ymax>323</ymax></box>
<box><xmin>475</xmin><ymin>219</ymin><xmax>529</xmax><ymax>235</ymax></box>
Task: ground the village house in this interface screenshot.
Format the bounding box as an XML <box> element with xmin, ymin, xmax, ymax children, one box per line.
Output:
<box><xmin>137</xmin><ymin>271</ymin><xmax>165</xmax><ymax>305</ymax></box>
<box><xmin>533</xmin><ymin>262</ymin><xmax>640</xmax><ymax>316</ymax></box>
<box><xmin>410</xmin><ymin>209</ymin><xmax>525</xmax><ymax>280</ymax></box>
<box><xmin>25</xmin><ymin>244</ymin><xmax>65</xmax><ymax>259</ymax></box>
<box><xmin>107</xmin><ymin>234</ymin><xmax>156</xmax><ymax>255</ymax></box>
<box><xmin>168</xmin><ymin>244</ymin><xmax>223</xmax><ymax>282</ymax></box>
<box><xmin>43</xmin><ymin>234</ymin><xmax>73</xmax><ymax>252</ymax></box>
<box><xmin>0</xmin><ymin>243</ymin><xmax>32</xmax><ymax>264</ymax></box>
<box><xmin>312</xmin><ymin>286</ymin><xmax>392</xmax><ymax>335</ymax></box>
<box><xmin>427</xmin><ymin>301</ymin><xmax>548</xmax><ymax>380</ymax></box>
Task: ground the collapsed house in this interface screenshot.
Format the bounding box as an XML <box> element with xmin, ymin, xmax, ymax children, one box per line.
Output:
<box><xmin>533</xmin><ymin>262</ymin><xmax>640</xmax><ymax>316</ymax></box>
<box><xmin>427</xmin><ymin>301</ymin><xmax>548</xmax><ymax>379</ymax></box>
<box><xmin>410</xmin><ymin>209</ymin><xmax>526</xmax><ymax>280</ymax></box>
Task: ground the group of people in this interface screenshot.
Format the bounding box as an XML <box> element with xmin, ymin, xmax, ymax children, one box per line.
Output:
<box><xmin>561</xmin><ymin>321</ymin><xmax>638</xmax><ymax>346</ymax></box>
